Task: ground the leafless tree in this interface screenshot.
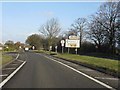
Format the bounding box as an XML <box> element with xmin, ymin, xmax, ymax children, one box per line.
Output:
<box><xmin>70</xmin><ymin>18</ymin><xmax>87</xmax><ymax>48</ymax></box>
<box><xmin>116</xmin><ymin>1</ymin><xmax>120</xmax><ymax>48</ymax></box>
<box><xmin>92</xmin><ymin>1</ymin><xmax>120</xmax><ymax>54</ymax></box>
<box><xmin>39</xmin><ymin>18</ymin><xmax>61</xmax><ymax>47</ymax></box>
<box><xmin>88</xmin><ymin>17</ymin><xmax>106</xmax><ymax>51</ymax></box>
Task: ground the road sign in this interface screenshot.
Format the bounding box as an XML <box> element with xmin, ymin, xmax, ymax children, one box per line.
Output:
<box><xmin>60</xmin><ymin>40</ymin><xmax>65</xmax><ymax>53</ymax></box>
<box><xmin>55</xmin><ymin>46</ymin><xmax>58</xmax><ymax>49</ymax></box>
<box><xmin>61</xmin><ymin>40</ymin><xmax>65</xmax><ymax>44</ymax></box>
<box><xmin>69</xmin><ymin>35</ymin><xmax>79</xmax><ymax>40</ymax></box>
<box><xmin>75</xmin><ymin>48</ymin><xmax>78</xmax><ymax>54</ymax></box>
<box><xmin>55</xmin><ymin>46</ymin><xmax>58</xmax><ymax>53</ymax></box>
<box><xmin>65</xmin><ymin>39</ymin><xmax>80</xmax><ymax>48</ymax></box>
<box><xmin>49</xmin><ymin>46</ymin><xmax>52</xmax><ymax>51</ymax></box>
<box><xmin>19</xmin><ymin>46</ymin><xmax>22</xmax><ymax>49</ymax></box>
<box><xmin>61</xmin><ymin>40</ymin><xmax>65</xmax><ymax>46</ymax></box>
<box><xmin>32</xmin><ymin>46</ymin><xmax>35</xmax><ymax>50</ymax></box>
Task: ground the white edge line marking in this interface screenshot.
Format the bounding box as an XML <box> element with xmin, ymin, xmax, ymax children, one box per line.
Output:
<box><xmin>17</xmin><ymin>60</ymin><xmax>24</xmax><ymax>62</ymax></box>
<box><xmin>44</xmin><ymin>56</ymin><xmax>115</xmax><ymax>90</ymax></box>
<box><xmin>0</xmin><ymin>61</ymin><xmax>26</xmax><ymax>88</ymax></box>
<box><xmin>16</xmin><ymin>54</ymin><xmax>20</xmax><ymax>59</ymax></box>
<box><xmin>95</xmin><ymin>77</ymin><xmax>119</xmax><ymax>81</ymax></box>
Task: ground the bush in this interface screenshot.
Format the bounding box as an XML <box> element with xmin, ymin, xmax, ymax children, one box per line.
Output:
<box><xmin>79</xmin><ymin>41</ymin><xmax>96</xmax><ymax>54</ymax></box>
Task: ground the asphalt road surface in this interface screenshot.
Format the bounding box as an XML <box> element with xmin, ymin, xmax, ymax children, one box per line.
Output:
<box><xmin>3</xmin><ymin>52</ymin><xmax>111</xmax><ymax>88</ymax></box>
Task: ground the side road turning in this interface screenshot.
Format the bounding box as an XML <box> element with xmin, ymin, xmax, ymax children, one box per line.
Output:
<box><xmin>2</xmin><ymin>52</ymin><xmax>119</xmax><ymax>89</ymax></box>
<box><xmin>0</xmin><ymin>53</ymin><xmax>26</xmax><ymax>88</ymax></box>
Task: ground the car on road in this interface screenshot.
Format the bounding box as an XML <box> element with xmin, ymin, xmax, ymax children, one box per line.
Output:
<box><xmin>25</xmin><ymin>47</ymin><xmax>29</xmax><ymax>51</ymax></box>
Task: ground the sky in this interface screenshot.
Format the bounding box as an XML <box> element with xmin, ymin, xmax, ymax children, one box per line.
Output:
<box><xmin>1</xmin><ymin>1</ymin><xmax>103</xmax><ymax>43</ymax></box>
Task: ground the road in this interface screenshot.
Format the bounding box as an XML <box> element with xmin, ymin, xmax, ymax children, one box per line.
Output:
<box><xmin>3</xmin><ymin>52</ymin><xmax>111</xmax><ymax>88</ymax></box>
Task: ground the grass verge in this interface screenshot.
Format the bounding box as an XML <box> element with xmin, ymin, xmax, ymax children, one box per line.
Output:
<box><xmin>55</xmin><ymin>53</ymin><xmax>120</xmax><ymax>73</ymax></box>
<box><xmin>35</xmin><ymin>50</ymin><xmax>120</xmax><ymax>73</ymax></box>
<box><xmin>0</xmin><ymin>53</ymin><xmax>13</xmax><ymax>66</ymax></box>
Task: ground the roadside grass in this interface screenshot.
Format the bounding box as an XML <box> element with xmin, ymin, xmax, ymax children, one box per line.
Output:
<box><xmin>55</xmin><ymin>53</ymin><xmax>120</xmax><ymax>73</ymax></box>
<box><xmin>35</xmin><ymin>50</ymin><xmax>119</xmax><ymax>73</ymax></box>
<box><xmin>0</xmin><ymin>52</ymin><xmax>13</xmax><ymax>66</ymax></box>
<box><xmin>82</xmin><ymin>52</ymin><xmax>120</xmax><ymax>60</ymax></box>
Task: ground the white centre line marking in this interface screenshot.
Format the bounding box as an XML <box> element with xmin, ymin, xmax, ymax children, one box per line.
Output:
<box><xmin>0</xmin><ymin>74</ymin><xmax>8</xmax><ymax>77</ymax></box>
<box><xmin>44</xmin><ymin>55</ymin><xmax>116</xmax><ymax>90</ymax></box>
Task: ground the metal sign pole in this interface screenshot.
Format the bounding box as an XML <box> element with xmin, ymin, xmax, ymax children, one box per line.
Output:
<box><xmin>32</xmin><ymin>46</ymin><xmax>35</xmax><ymax>50</ymax></box>
<box><xmin>68</xmin><ymin>47</ymin><xmax>69</xmax><ymax>54</ymax></box>
<box><xmin>61</xmin><ymin>40</ymin><xmax>65</xmax><ymax>54</ymax></box>
<box><xmin>62</xmin><ymin>46</ymin><xmax>64</xmax><ymax>53</ymax></box>
<box><xmin>49</xmin><ymin>46</ymin><xmax>52</xmax><ymax>54</ymax></box>
<box><xmin>75</xmin><ymin>48</ymin><xmax>77</xmax><ymax>54</ymax></box>
<box><xmin>56</xmin><ymin>49</ymin><xmax>57</xmax><ymax>53</ymax></box>
<box><xmin>55</xmin><ymin>46</ymin><xmax>58</xmax><ymax>53</ymax></box>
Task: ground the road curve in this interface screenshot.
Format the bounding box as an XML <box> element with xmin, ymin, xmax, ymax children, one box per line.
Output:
<box><xmin>3</xmin><ymin>52</ymin><xmax>109</xmax><ymax>88</ymax></box>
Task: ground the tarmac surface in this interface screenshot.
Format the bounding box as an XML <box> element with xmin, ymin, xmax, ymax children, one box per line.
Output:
<box><xmin>1</xmin><ymin>52</ymin><xmax>119</xmax><ymax>89</ymax></box>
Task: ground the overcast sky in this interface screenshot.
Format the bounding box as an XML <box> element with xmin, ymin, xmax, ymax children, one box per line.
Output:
<box><xmin>1</xmin><ymin>1</ymin><xmax>103</xmax><ymax>43</ymax></box>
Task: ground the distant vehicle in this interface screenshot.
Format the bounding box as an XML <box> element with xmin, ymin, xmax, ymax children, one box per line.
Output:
<box><xmin>25</xmin><ymin>47</ymin><xmax>29</xmax><ymax>51</ymax></box>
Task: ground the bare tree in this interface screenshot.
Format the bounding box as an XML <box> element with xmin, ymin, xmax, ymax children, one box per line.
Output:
<box><xmin>70</xmin><ymin>18</ymin><xmax>87</xmax><ymax>48</ymax></box>
<box><xmin>88</xmin><ymin>17</ymin><xmax>106</xmax><ymax>51</ymax></box>
<box><xmin>116</xmin><ymin>1</ymin><xmax>120</xmax><ymax>49</ymax></box>
<box><xmin>39</xmin><ymin>18</ymin><xmax>61</xmax><ymax>47</ymax></box>
<box><xmin>93</xmin><ymin>1</ymin><xmax>120</xmax><ymax>54</ymax></box>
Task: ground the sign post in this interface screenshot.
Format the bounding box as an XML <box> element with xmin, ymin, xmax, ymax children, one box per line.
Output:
<box><xmin>61</xmin><ymin>40</ymin><xmax>65</xmax><ymax>53</ymax></box>
<box><xmin>68</xmin><ymin>47</ymin><xmax>70</xmax><ymax>54</ymax></box>
<box><xmin>19</xmin><ymin>46</ymin><xmax>22</xmax><ymax>49</ymax></box>
<box><xmin>49</xmin><ymin>46</ymin><xmax>52</xmax><ymax>54</ymax></box>
<box><xmin>65</xmin><ymin>35</ymin><xmax>80</xmax><ymax>54</ymax></box>
<box><xmin>49</xmin><ymin>46</ymin><xmax>52</xmax><ymax>51</ymax></box>
<box><xmin>32</xmin><ymin>46</ymin><xmax>35</xmax><ymax>50</ymax></box>
<box><xmin>6</xmin><ymin>46</ymin><xmax>8</xmax><ymax>49</ymax></box>
<box><xmin>55</xmin><ymin>46</ymin><xmax>58</xmax><ymax>53</ymax></box>
<box><xmin>75</xmin><ymin>48</ymin><xmax>77</xmax><ymax>54</ymax></box>
<box><xmin>6</xmin><ymin>46</ymin><xmax>9</xmax><ymax>51</ymax></box>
